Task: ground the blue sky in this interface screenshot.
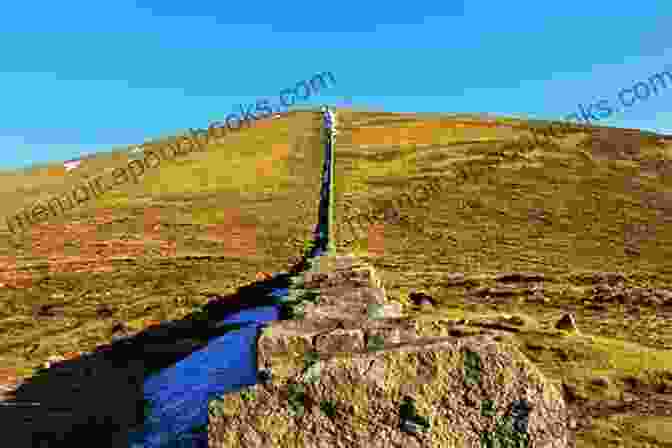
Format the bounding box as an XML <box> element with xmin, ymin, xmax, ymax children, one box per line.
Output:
<box><xmin>1</xmin><ymin>1</ymin><xmax>670</xmax><ymax>170</ymax></box>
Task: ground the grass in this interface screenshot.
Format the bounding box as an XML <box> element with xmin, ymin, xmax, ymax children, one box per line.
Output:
<box><xmin>366</xmin><ymin>303</ymin><xmax>386</xmax><ymax>319</ymax></box>
<box><xmin>481</xmin><ymin>399</ymin><xmax>496</xmax><ymax>417</ymax></box>
<box><xmin>330</xmin><ymin>110</ymin><xmax>672</xmax><ymax>446</ymax></box>
<box><xmin>319</xmin><ymin>399</ymin><xmax>338</xmax><ymax>419</ymax></box>
<box><xmin>302</xmin><ymin>238</ymin><xmax>317</xmax><ymax>258</ymax></box>
<box><xmin>399</xmin><ymin>395</ymin><xmax>431</xmax><ymax>434</ymax></box>
<box><xmin>286</xmin><ymin>382</ymin><xmax>306</xmax><ymax>417</ymax></box>
<box><xmin>280</xmin><ymin>301</ymin><xmax>306</xmax><ymax>320</ymax></box>
<box><xmin>301</xmin><ymin>350</ymin><xmax>322</xmax><ymax>384</ymax></box>
<box><xmin>577</xmin><ymin>414</ymin><xmax>672</xmax><ymax>447</ymax></box>
<box><xmin>463</xmin><ymin>349</ymin><xmax>482</xmax><ymax>387</ymax></box>
<box><xmin>5</xmin><ymin>109</ymin><xmax>672</xmax><ymax>447</ymax></box>
<box><xmin>366</xmin><ymin>334</ymin><xmax>385</xmax><ymax>351</ymax></box>
<box><xmin>0</xmin><ymin>111</ymin><xmax>322</xmax><ymax>361</ymax></box>
<box><xmin>240</xmin><ymin>388</ymin><xmax>255</xmax><ymax>402</ymax></box>
<box><xmin>480</xmin><ymin>414</ymin><xmax>529</xmax><ymax>448</ymax></box>
<box><xmin>208</xmin><ymin>397</ymin><xmax>227</xmax><ymax>420</ymax></box>
<box><xmin>279</xmin><ymin>285</ymin><xmax>321</xmax><ymax>320</ymax></box>
<box><xmin>0</xmin><ymin>110</ymin><xmax>326</xmax><ymax>446</ymax></box>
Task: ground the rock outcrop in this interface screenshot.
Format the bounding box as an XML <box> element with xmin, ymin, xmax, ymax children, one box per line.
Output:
<box><xmin>555</xmin><ymin>313</ymin><xmax>579</xmax><ymax>333</ymax></box>
<box><xmin>209</xmin><ymin>254</ymin><xmax>570</xmax><ymax>447</ymax></box>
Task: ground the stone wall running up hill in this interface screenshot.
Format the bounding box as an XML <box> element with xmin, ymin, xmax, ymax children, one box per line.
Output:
<box><xmin>209</xmin><ymin>254</ymin><xmax>569</xmax><ymax>447</ymax></box>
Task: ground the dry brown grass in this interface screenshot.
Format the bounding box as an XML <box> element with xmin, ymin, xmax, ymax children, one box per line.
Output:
<box><xmin>2</xmin><ymin>107</ymin><xmax>671</xmax><ymax>446</ymax></box>
<box><xmin>0</xmin><ymin>111</ymin><xmax>325</xmax><ymax>446</ymax></box>
<box><xmin>331</xmin><ymin>110</ymin><xmax>672</xmax><ymax>447</ymax></box>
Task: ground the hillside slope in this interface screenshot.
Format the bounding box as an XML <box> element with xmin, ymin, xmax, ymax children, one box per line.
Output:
<box><xmin>0</xmin><ymin>111</ymin><xmax>324</xmax><ymax>384</ymax></box>
<box><xmin>331</xmin><ymin>110</ymin><xmax>672</xmax><ymax>447</ymax></box>
<box><xmin>2</xmin><ymin>108</ymin><xmax>672</xmax><ymax>447</ymax></box>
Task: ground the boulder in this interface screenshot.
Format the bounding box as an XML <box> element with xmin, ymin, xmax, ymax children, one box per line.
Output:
<box><xmin>555</xmin><ymin>313</ymin><xmax>579</xmax><ymax>333</ymax></box>
<box><xmin>209</xmin><ymin>254</ymin><xmax>569</xmax><ymax>446</ymax></box>
<box><xmin>408</xmin><ymin>291</ymin><xmax>437</xmax><ymax>307</ymax></box>
<box><xmin>210</xmin><ymin>335</ymin><xmax>570</xmax><ymax>447</ymax></box>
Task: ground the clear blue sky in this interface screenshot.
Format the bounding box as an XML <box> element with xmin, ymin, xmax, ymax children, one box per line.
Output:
<box><xmin>1</xmin><ymin>1</ymin><xmax>670</xmax><ymax>170</ymax></box>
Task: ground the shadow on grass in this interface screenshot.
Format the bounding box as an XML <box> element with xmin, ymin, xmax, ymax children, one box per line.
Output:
<box><xmin>0</xmin><ymin>109</ymin><xmax>335</xmax><ymax>447</ymax></box>
<box><xmin>0</xmin><ymin>261</ymin><xmax>306</xmax><ymax>448</ymax></box>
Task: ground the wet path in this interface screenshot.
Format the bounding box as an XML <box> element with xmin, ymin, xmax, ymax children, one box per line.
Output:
<box><xmin>128</xmin><ymin>109</ymin><xmax>338</xmax><ymax>447</ymax></box>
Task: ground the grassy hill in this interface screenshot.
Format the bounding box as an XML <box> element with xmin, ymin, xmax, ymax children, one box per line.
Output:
<box><xmin>0</xmin><ymin>111</ymin><xmax>325</xmax><ymax>380</ymax></box>
<box><xmin>1</xmin><ymin>107</ymin><xmax>672</xmax><ymax>446</ymax></box>
<box><xmin>331</xmin><ymin>109</ymin><xmax>672</xmax><ymax>447</ymax></box>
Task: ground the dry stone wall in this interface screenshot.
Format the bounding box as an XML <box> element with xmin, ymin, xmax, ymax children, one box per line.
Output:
<box><xmin>209</xmin><ymin>254</ymin><xmax>570</xmax><ymax>447</ymax></box>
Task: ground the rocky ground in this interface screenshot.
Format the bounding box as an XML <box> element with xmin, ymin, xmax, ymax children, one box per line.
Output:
<box><xmin>209</xmin><ymin>254</ymin><xmax>571</xmax><ymax>447</ymax></box>
<box><xmin>210</xmin><ymin>252</ymin><xmax>672</xmax><ymax>447</ymax></box>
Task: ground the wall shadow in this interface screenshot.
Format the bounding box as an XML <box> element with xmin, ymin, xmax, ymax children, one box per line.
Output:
<box><xmin>0</xmin><ymin>264</ymin><xmax>302</xmax><ymax>448</ymax></box>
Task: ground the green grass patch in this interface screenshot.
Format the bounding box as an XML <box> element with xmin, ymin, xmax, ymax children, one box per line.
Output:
<box><xmin>240</xmin><ymin>388</ymin><xmax>255</xmax><ymax>402</ymax></box>
<box><xmin>280</xmin><ymin>301</ymin><xmax>305</xmax><ymax>320</ymax></box>
<box><xmin>302</xmin><ymin>239</ymin><xmax>317</xmax><ymax>258</ymax></box>
<box><xmin>480</xmin><ymin>415</ymin><xmax>529</xmax><ymax>448</ymax></box>
<box><xmin>286</xmin><ymin>383</ymin><xmax>306</xmax><ymax>417</ymax></box>
<box><xmin>367</xmin><ymin>303</ymin><xmax>386</xmax><ymax>320</ymax></box>
<box><xmin>367</xmin><ymin>334</ymin><xmax>385</xmax><ymax>351</ymax></box>
<box><xmin>481</xmin><ymin>399</ymin><xmax>496</xmax><ymax>417</ymax></box>
<box><xmin>463</xmin><ymin>349</ymin><xmax>482</xmax><ymax>386</ymax></box>
<box><xmin>399</xmin><ymin>395</ymin><xmax>431</xmax><ymax>434</ymax></box>
<box><xmin>301</xmin><ymin>350</ymin><xmax>322</xmax><ymax>384</ymax></box>
<box><xmin>319</xmin><ymin>399</ymin><xmax>338</xmax><ymax>420</ymax></box>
